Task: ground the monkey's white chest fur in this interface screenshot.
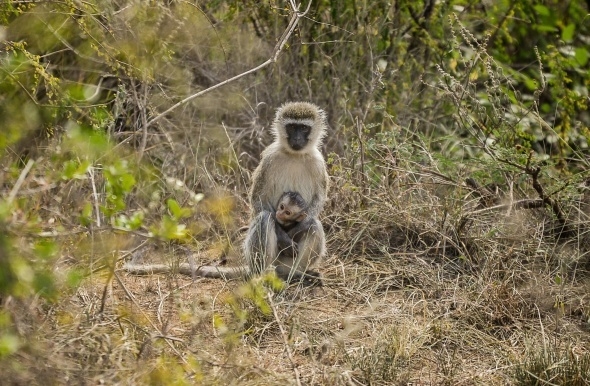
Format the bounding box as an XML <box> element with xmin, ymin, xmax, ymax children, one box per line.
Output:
<box><xmin>265</xmin><ymin>149</ymin><xmax>325</xmax><ymax>209</ymax></box>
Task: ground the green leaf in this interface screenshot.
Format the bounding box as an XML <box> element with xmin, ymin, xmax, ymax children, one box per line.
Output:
<box><xmin>167</xmin><ymin>198</ymin><xmax>192</xmax><ymax>219</ymax></box>
<box><xmin>62</xmin><ymin>160</ymin><xmax>90</xmax><ymax>180</ymax></box>
<box><xmin>65</xmin><ymin>123</ymin><xmax>110</xmax><ymax>161</ymax></box>
<box><xmin>62</xmin><ymin>160</ymin><xmax>76</xmax><ymax>180</ymax></box>
<box><xmin>262</xmin><ymin>272</ymin><xmax>285</xmax><ymax>292</ymax></box>
<box><xmin>34</xmin><ymin>271</ymin><xmax>58</xmax><ymax>301</ymax></box>
<box><xmin>80</xmin><ymin>202</ymin><xmax>93</xmax><ymax>226</ymax></box>
<box><xmin>561</xmin><ymin>23</ymin><xmax>575</xmax><ymax>43</ymax></box>
<box><xmin>118</xmin><ymin>173</ymin><xmax>136</xmax><ymax>192</ymax></box>
<box><xmin>536</xmin><ymin>25</ymin><xmax>558</xmax><ymax>33</ymax></box>
<box><xmin>33</xmin><ymin>240</ymin><xmax>57</xmax><ymax>259</ymax></box>
<box><xmin>533</xmin><ymin>5</ymin><xmax>550</xmax><ymax>16</ymax></box>
<box><xmin>0</xmin><ymin>333</ymin><xmax>20</xmax><ymax>357</ymax></box>
<box><xmin>128</xmin><ymin>211</ymin><xmax>145</xmax><ymax>230</ymax></box>
<box><xmin>116</xmin><ymin>211</ymin><xmax>144</xmax><ymax>230</ymax></box>
<box><xmin>574</xmin><ymin>47</ymin><xmax>589</xmax><ymax>66</ymax></box>
<box><xmin>167</xmin><ymin>199</ymin><xmax>181</xmax><ymax>218</ymax></box>
<box><xmin>66</xmin><ymin>269</ymin><xmax>85</xmax><ymax>289</ymax></box>
<box><xmin>154</xmin><ymin>216</ymin><xmax>188</xmax><ymax>240</ymax></box>
<box><xmin>523</xmin><ymin>77</ymin><xmax>538</xmax><ymax>91</ymax></box>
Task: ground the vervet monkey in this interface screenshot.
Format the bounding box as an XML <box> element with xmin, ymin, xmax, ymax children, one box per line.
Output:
<box><xmin>243</xmin><ymin>101</ymin><xmax>328</xmax><ymax>282</ymax></box>
<box><xmin>124</xmin><ymin>190</ymin><xmax>314</xmax><ymax>279</ymax></box>
<box><xmin>124</xmin><ymin>102</ymin><xmax>328</xmax><ymax>283</ymax></box>
<box><xmin>274</xmin><ymin>191</ymin><xmax>309</xmax><ymax>258</ymax></box>
<box><xmin>275</xmin><ymin>191</ymin><xmax>309</xmax><ymax>230</ymax></box>
<box><xmin>273</xmin><ymin>190</ymin><xmax>323</xmax><ymax>284</ymax></box>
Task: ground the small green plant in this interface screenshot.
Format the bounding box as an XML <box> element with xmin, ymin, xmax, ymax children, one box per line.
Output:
<box><xmin>345</xmin><ymin>327</ymin><xmax>411</xmax><ymax>385</ymax></box>
<box><xmin>214</xmin><ymin>273</ymin><xmax>284</xmax><ymax>350</ymax></box>
<box><xmin>513</xmin><ymin>345</ymin><xmax>590</xmax><ymax>386</ymax></box>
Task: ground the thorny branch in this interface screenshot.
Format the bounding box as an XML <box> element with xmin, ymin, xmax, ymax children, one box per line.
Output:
<box><xmin>527</xmin><ymin>162</ymin><xmax>569</xmax><ymax>234</ymax></box>
<box><xmin>470</xmin><ymin>147</ymin><xmax>570</xmax><ymax>233</ymax></box>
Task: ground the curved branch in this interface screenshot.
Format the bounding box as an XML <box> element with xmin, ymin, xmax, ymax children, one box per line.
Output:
<box><xmin>146</xmin><ymin>1</ymin><xmax>312</xmax><ymax>128</ymax></box>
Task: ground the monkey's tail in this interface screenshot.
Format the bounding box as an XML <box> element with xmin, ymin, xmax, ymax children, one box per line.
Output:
<box><xmin>123</xmin><ymin>262</ymin><xmax>247</xmax><ymax>279</ymax></box>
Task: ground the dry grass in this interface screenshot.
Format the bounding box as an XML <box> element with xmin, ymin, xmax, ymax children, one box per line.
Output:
<box><xmin>3</xmin><ymin>144</ymin><xmax>590</xmax><ymax>385</ymax></box>
<box><xmin>2</xmin><ymin>5</ymin><xmax>590</xmax><ymax>383</ymax></box>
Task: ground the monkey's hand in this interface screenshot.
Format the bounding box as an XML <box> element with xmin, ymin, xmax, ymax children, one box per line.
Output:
<box><xmin>287</xmin><ymin>217</ymin><xmax>315</xmax><ymax>241</ymax></box>
<box><xmin>276</xmin><ymin>222</ymin><xmax>296</xmax><ymax>251</ymax></box>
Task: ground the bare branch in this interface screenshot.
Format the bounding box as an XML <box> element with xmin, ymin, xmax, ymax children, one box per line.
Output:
<box><xmin>129</xmin><ymin>79</ymin><xmax>150</xmax><ymax>162</ymax></box>
<box><xmin>8</xmin><ymin>159</ymin><xmax>34</xmax><ymax>204</ymax></box>
<box><xmin>88</xmin><ymin>167</ymin><xmax>101</xmax><ymax>228</ymax></box>
<box><xmin>468</xmin><ymin>199</ymin><xmax>545</xmax><ymax>216</ymax></box>
<box><xmin>146</xmin><ymin>1</ymin><xmax>312</xmax><ymax>128</ymax></box>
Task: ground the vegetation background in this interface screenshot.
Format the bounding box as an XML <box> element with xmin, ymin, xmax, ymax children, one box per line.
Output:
<box><xmin>1</xmin><ymin>0</ymin><xmax>590</xmax><ymax>384</ymax></box>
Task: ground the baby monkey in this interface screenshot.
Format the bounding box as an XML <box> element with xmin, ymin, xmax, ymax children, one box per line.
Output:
<box><xmin>274</xmin><ymin>192</ymin><xmax>322</xmax><ymax>285</ymax></box>
<box><xmin>275</xmin><ymin>191</ymin><xmax>308</xmax><ymax>254</ymax></box>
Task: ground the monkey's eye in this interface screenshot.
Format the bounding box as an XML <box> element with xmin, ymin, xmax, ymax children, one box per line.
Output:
<box><xmin>285</xmin><ymin>211</ymin><xmax>291</xmax><ymax>216</ymax></box>
<box><xmin>279</xmin><ymin>204</ymin><xmax>284</xmax><ymax>210</ymax></box>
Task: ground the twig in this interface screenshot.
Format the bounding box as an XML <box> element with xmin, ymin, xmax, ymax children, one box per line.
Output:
<box><xmin>14</xmin><ymin>183</ymin><xmax>57</xmax><ymax>196</ymax></box>
<box><xmin>486</xmin><ymin>2</ymin><xmax>516</xmax><ymax>49</ymax></box>
<box><xmin>146</xmin><ymin>1</ymin><xmax>312</xmax><ymax>128</ymax></box>
<box><xmin>98</xmin><ymin>267</ymin><xmax>114</xmax><ymax>314</ymax></box>
<box><xmin>113</xmin><ymin>271</ymin><xmax>190</xmax><ymax>365</ymax></box>
<box><xmin>221</xmin><ymin>122</ymin><xmax>248</xmax><ymax>188</ymax></box>
<box><xmin>267</xmin><ymin>292</ymin><xmax>302</xmax><ymax>386</ymax></box>
<box><xmin>8</xmin><ymin>159</ymin><xmax>35</xmax><ymax>204</ymax></box>
<box><xmin>88</xmin><ymin>166</ymin><xmax>101</xmax><ymax>227</ymax></box>
<box><xmin>136</xmin><ymin>80</ymin><xmax>150</xmax><ymax>162</ymax></box>
<box><xmin>528</xmin><ymin>164</ymin><xmax>571</xmax><ymax>236</ymax></box>
<box><xmin>522</xmin><ymin>149</ymin><xmax>568</xmax><ymax>229</ymax></box>
<box><xmin>468</xmin><ymin>199</ymin><xmax>545</xmax><ymax>216</ymax></box>
<box><xmin>355</xmin><ymin>116</ymin><xmax>367</xmax><ymax>190</ymax></box>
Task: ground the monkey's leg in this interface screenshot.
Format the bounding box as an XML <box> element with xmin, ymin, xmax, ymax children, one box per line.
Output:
<box><xmin>275</xmin><ymin>266</ymin><xmax>323</xmax><ymax>287</ymax></box>
<box><xmin>276</xmin><ymin>219</ymin><xmax>325</xmax><ymax>285</ymax></box>
<box><xmin>243</xmin><ymin>210</ymin><xmax>278</xmax><ymax>276</ymax></box>
<box><xmin>275</xmin><ymin>222</ymin><xmax>291</xmax><ymax>249</ymax></box>
<box><xmin>294</xmin><ymin>219</ymin><xmax>325</xmax><ymax>269</ymax></box>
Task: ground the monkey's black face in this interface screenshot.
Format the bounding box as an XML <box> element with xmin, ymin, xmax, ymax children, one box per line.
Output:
<box><xmin>285</xmin><ymin>123</ymin><xmax>311</xmax><ymax>151</ymax></box>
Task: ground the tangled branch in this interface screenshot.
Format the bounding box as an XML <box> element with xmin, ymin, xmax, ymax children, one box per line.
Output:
<box><xmin>146</xmin><ymin>1</ymin><xmax>312</xmax><ymax>128</ymax></box>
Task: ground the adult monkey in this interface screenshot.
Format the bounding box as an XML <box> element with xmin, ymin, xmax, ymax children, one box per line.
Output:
<box><xmin>124</xmin><ymin>102</ymin><xmax>328</xmax><ymax>282</ymax></box>
<box><xmin>245</xmin><ymin>101</ymin><xmax>328</xmax><ymax>282</ymax></box>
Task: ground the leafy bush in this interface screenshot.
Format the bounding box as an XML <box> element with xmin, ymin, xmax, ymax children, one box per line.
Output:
<box><xmin>1</xmin><ymin>1</ymin><xmax>590</xmax><ymax>384</ymax></box>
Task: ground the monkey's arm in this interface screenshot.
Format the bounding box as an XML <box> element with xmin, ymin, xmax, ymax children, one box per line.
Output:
<box><xmin>249</xmin><ymin>158</ymin><xmax>274</xmax><ymax>214</ymax></box>
<box><xmin>275</xmin><ymin>222</ymin><xmax>293</xmax><ymax>249</ymax></box>
<box><xmin>305</xmin><ymin>166</ymin><xmax>329</xmax><ymax>218</ymax></box>
<box><xmin>275</xmin><ymin>221</ymin><xmax>298</xmax><ymax>256</ymax></box>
